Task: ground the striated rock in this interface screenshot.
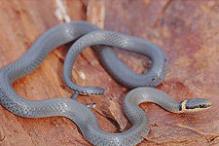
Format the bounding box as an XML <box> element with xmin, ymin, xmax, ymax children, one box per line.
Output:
<box><xmin>0</xmin><ymin>0</ymin><xmax>218</xmax><ymax>146</ymax></box>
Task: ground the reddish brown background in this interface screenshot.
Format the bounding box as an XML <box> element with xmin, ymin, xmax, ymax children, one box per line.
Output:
<box><xmin>0</xmin><ymin>0</ymin><xmax>218</xmax><ymax>146</ymax></box>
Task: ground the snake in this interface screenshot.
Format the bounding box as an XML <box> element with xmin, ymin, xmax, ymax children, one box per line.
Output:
<box><xmin>0</xmin><ymin>21</ymin><xmax>212</xmax><ymax>146</ymax></box>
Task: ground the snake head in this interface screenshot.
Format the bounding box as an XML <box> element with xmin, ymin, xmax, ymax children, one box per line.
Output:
<box><xmin>180</xmin><ymin>98</ymin><xmax>212</xmax><ymax>113</ymax></box>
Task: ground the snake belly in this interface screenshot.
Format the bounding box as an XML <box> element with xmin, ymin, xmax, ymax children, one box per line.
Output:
<box><xmin>0</xmin><ymin>21</ymin><xmax>168</xmax><ymax>146</ymax></box>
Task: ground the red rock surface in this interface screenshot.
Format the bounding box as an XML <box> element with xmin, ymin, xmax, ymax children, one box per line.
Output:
<box><xmin>0</xmin><ymin>0</ymin><xmax>218</xmax><ymax>146</ymax></box>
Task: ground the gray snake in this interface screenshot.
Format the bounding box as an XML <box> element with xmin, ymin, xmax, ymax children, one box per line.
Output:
<box><xmin>0</xmin><ymin>21</ymin><xmax>212</xmax><ymax>146</ymax></box>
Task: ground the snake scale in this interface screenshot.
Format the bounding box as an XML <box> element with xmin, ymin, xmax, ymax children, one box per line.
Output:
<box><xmin>0</xmin><ymin>21</ymin><xmax>212</xmax><ymax>146</ymax></box>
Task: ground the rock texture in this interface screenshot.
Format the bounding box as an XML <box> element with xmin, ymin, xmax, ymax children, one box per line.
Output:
<box><xmin>0</xmin><ymin>0</ymin><xmax>218</xmax><ymax>146</ymax></box>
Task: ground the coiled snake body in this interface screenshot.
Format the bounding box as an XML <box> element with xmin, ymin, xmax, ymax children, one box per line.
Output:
<box><xmin>0</xmin><ymin>21</ymin><xmax>211</xmax><ymax>146</ymax></box>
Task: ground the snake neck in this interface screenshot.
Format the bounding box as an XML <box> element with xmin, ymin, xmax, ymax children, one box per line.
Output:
<box><xmin>125</xmin><ymin>87</ymin><xmax>181</xmax><ymax>113</ymax></box>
